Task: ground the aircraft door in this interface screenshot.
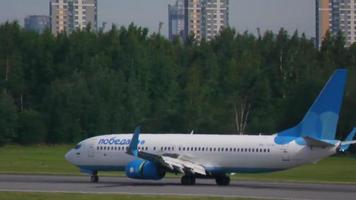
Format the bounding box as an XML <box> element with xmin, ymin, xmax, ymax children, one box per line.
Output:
<box><xmin>88</xmin><ymin>145</ymin><xmax>95</xmax><ymax>158</ymax></box>
<box><xmin>281</xmin><ymin>145</ymin><xmax>290</xmax><ymax>162</ymax></box>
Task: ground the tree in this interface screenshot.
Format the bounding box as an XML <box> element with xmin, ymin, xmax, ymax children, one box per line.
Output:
<box><xmin>17</xmin><ymin>109</ymin><xmax>46</xmax><ymax>144</ymax></box>
<box><xmin>0</xmin><ymin>92</ymin><xmax>18</xmax><ymax>144</ymax></box>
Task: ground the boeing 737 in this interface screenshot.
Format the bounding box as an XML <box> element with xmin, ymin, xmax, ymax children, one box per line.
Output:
<box><xmin>65</xmin><ymin>69</ymin><xmax>356</xmax><ymax>185</ymax></box>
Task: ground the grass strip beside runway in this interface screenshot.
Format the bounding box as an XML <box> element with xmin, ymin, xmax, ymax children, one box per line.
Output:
<box><xmin>0</xmin><ymin>192</ymin><xmax>254</xmax><ymax>200</ymax></box>
<box><xmin>0</xmin><ymin>145</ymin><xmax>356</xmax><ymax>183</ymax></box>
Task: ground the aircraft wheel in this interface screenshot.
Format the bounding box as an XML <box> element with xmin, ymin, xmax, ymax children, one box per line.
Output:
<box><xmin>90</xmin><ymin>175</ymin><xmax>99</xmax><ymax>183</ymax></box>
<box><xmin>215</xmin><ymin>175</ymin><xmax>230</xmax><ymax>186</ymax></box>
<box><xmin>90</xmin><ymin>171</ymin><xmax>99</xmax><ymax>183</ymax></box>
<box><xmin>181</xmin><ymin>175</ymin><xmax>196</xmax><ymax>185</ymax></box>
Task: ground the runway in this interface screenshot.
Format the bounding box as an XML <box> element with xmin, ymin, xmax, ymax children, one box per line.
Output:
<box><xmin>0</xmin><ymin>175</ymin><xmax>356</xmax><ymax>200</ymax></box>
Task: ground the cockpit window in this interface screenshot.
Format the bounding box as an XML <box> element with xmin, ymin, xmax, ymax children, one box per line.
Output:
<box><xmin>74</xmin><ymin>144</ymin><xmax>82</xmax><ymax>150</ymax></box>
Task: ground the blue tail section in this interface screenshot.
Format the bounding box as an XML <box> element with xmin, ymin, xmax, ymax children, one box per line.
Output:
<box><xmin>275</xmin><ymin>69</ymin><xmax>348</xmax><ymax>144</ymax></box>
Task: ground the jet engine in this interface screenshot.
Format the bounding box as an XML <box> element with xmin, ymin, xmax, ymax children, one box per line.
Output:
<box><xmin>125</xmin><ymin>159</ymin><xmax>166</xmax><ymax>180</ymax></box>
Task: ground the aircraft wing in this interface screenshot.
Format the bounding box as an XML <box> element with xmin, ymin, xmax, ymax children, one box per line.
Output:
<box><xmin>136</xmin><ymin>151</ymin><xmax>207</xmax><ymax>175</ymax></box>
<box><xmin>126</xmin><ymin>127</ymin><xmax>207</xmax><ymax>176</ymax></box>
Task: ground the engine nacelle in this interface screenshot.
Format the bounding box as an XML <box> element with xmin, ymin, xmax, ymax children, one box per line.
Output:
<box><xmin>125</xmin><ymin>159</ymin><xmax>166</xmax><ymax>180</ymax></box>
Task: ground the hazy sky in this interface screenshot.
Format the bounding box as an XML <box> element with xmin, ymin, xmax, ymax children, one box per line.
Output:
<box><xmin>0</xmin><ymin>0</ymin><xmax>315</xmax><ymax>38</ymax></box>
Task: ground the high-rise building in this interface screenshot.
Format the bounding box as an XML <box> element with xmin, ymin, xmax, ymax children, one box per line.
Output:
<box><xmin>50</xmin><ymin>0</ymin><xmax>97</xmax><ymax>35</ymax></box>
<box><xmin>184</xmin><ymin>0</ymin><xmax>203</xmax><ymax>41</ymax></box>
<box><xmin>181</xmin><ymin>0</ymin><xmax>229</xmax><ymax>41</ymax></box>
<box><xmin>316</xmin><ymin>0</ymin><xmax>356</xmax><ymax>47</ymax></box>
<box><xmin>315</xmin><ymin>0</ymin><xmax>330</xmax><ymax>47</ymax></box>
<box><xmin>24</xmin><ymin>15</ymin><xmax>51</xmax><ymax>33</ymax></box>
<box><xmin>202</xmin><ymin>0</ymin><xmax>229</xmax><ymax>41</ymax></box>
<box><xmin>168</xmin><ymin>0</ymin><xmax>185</xmax><ymax>40</ymax></box>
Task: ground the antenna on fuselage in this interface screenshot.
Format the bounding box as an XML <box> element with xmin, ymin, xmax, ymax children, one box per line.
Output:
<box><xmin>190</xmin><ymin>130</ymin><xmax>194</xmax><ymax>135</ymax></box>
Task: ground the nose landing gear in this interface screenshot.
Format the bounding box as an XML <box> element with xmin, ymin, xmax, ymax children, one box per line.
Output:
<box><xmin>90</xmin><ymin>171</ymin><xmax>99</xmax><ymax>183</ymax></box>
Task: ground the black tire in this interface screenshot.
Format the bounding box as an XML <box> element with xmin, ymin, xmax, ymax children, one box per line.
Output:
<box><xmin>90</xmin><ymin>175</ymin><xmax>99</xmax><ymax>183</ymax></box>
<box><xmin>215</xmin><ymin>175</ymin><xmax>230</xmax><ymax>186</ymax></box>
<box><xmin>181</xmin><ymin>175</ymin><xmax>196</xmax><ymax>185</ymax></box>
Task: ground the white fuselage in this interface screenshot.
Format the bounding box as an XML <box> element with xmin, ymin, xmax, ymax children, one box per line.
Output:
<box><xmin>65</xmin><ymin>134</ymin><xmax>337</xmax><ymax>174</ymax></box>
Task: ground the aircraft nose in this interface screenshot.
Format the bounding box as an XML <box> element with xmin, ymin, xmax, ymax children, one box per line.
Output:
<box><xmin>65</xmin><ymin>150</ymin><xmax>73</xmax><ymax>163</ymax></box>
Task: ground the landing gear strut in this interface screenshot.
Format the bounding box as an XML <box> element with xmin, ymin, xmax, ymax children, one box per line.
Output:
<box><xmin>215</xmin><ymin>175</ymin><xmax>230</xmax><ymax>186</ymax></box>
<box><xmin>181</xmin><ymin>174</ymin><xmax>196</xmax><ymax>185</ymax></box>
<box><xmin>90</xmin><ymin>171</ymin><xmax>99</xmax><ymax>183</ymax></box>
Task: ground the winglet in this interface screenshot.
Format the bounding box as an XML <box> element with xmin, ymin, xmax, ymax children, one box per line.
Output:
<box><xmin>128</xmin><ymin>126</ymin><xmax>141</xmax><ymax>157</ymax></box>
<box><xmin>340</xmin><ymin>127</ymin><xmax>356</xmax><ymax>152</ymax></box>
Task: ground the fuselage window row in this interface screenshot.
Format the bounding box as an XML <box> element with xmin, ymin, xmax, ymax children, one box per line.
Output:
<box><xmin>96</xmin><ymin>146</ymin><xmax>271</xmax><ymax>153</ymax></box>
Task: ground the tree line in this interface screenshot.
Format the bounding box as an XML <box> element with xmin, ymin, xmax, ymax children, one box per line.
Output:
<box><xmin>0</xmin><ymin>22</ymin><xmax>355</xmax><ymax>146</ymax></box>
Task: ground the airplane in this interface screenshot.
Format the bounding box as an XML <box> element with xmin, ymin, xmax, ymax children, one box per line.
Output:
<box><xmin>65</xmin><ymin>69</ymin><xmax>356</xmax><ymax>185</ymax></box>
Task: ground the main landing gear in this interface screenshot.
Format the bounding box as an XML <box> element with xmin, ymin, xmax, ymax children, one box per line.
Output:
<box><xmin>215</xmin><ymin>175</ymin><xmax>230</xmax><ymax>186</ymax></box>
<box><xmin>90</xmin><ymin>171</ymin><xmax>99</xmax><ymax>183</ymax></box>
<box><xmin>181</xmin><ymin>174</ymin><xmax>231</xmax><ymax>186</ymax></box>
<box><xmin>181</xmin><ymin>174</ymin><xmax>196</xmax><ymax>185</ymax></box>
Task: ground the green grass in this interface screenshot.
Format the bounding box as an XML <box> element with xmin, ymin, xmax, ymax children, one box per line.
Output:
<box><xmin>0</xmin><ymin>145</ymin><xmax>78</xmax><ymax>175</ymax></box>
<box><xmin>0</xmin><ymin>145</ymin><xmax>356</xmax><ymax>183</ymax></box>
<box><xmin>235</xmin><ymin>156</ymin><xmax>356</xmax><ymax>183</ymax></box>
<box><xmin>0</xmin><ymin>192</ymin><xmax>252</xmax><ymax>200</ymax></box>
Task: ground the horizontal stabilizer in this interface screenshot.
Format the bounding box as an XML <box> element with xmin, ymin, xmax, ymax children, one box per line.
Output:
<box><xmin>303</xmin><ymin>136</ymin><xmax>336</xmax><ymax>148</ymax></box>
<box><xmin>341</xmin><ymin>140</ymin><xmax>356</xmax><ymax>146</ymax></box>
<box><xmin>340</xmin><ymin>128</ymin><xmax>356</xmax><ymax>152</ymax></box>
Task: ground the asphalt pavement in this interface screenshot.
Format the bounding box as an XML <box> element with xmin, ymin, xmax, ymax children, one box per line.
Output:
<box><xmin>0</xmin><ymin>174</ymin><xmax>355</xmax><ymax>200</ymax></box>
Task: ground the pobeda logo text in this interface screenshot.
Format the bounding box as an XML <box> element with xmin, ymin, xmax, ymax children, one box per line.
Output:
<box><xmin>98</xmin><ymin>137</ymin><xmax>145</xmax><ymax>145</ymax></box>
